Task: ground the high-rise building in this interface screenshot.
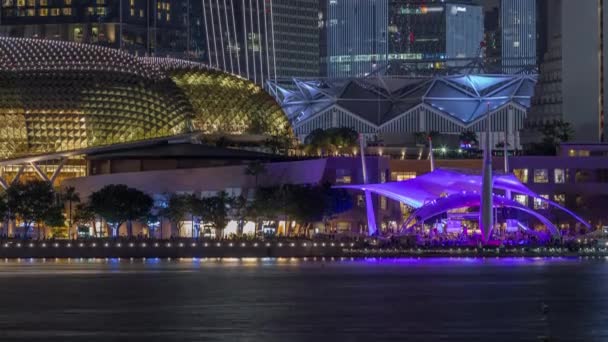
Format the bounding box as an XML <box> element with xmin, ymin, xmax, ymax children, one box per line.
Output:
<box><xmin>200</xmin><ymin>0</ymin><xmax>319</xmax><ymax>86</ymax></box>
<box><xmin>0</xmin><ymin>0</ymin><xmax>189</xmax><ymax>57</ymax></box>
<box><xmin>527</xmin><ymin>0</ymin><xmax>608</xmax><ymax>142</ymax></box>
<box><xmin>320</xmin><ymin>0</ymin><xmax>388</xmax><ymax>78</ymax></box>
<box><xmin>500</xmin><ymin>0</ymin><xmax>537</xmax><ymax>73</ymax></box>
<box><xmin>320</xmin><ymin>0</ymin><xmax>483</xmax><ymax>78</ymax></box>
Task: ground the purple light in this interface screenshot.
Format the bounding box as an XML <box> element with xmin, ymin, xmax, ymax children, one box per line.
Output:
<box><xmin>335</xmin><ymin>169</ymin><xmax>590</xmax><ymax>236</ymax></box>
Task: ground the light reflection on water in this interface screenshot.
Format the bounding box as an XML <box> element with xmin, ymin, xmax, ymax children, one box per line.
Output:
<box><xmin>0</xmin><ymin>258</ymin><xmax>606</xmax><ymax>341</ymax></box>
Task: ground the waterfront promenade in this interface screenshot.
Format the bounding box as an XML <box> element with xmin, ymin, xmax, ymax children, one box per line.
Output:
<box><xmin>0</xmin><ymin>238</ymin><xmax>605</xmax><ymax>259</ymax></box>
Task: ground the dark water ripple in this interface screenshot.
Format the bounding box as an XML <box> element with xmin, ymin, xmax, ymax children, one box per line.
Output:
<box><xmin>0</xmin><ymin>257</ymin><xmax>605</xmax><ymax>341</ymax></box>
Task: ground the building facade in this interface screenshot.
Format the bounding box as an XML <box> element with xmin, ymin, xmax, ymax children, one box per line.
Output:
<box><xmin>321</xmin><ymin>0</ymin><xmax>388</xmax><ymax>78</ymax></box>
<box><xmin>526</xmin><ymin>0</ymin><xmax>608</xmax><ymax>143</ymax></box>
<box><xmin>321</xmin><ymin>0</ymin><xmax>483</xmax><ymax>78</ymax></box>
<box><xmin>0</xmin><ymin>0</ymin><xmax>189</xmax><ymax>57</ymax></box>
<box><xmin>500</xmin><ymin>0</ymin><xmax>537</xmax><ymax>74</ymax></box>
<box><xmin>200</xmin><ymin>0</ymin><xmax>319</xmax><ymax>86</ymax></box>
<box><xmin>270</xmin><ymin>74</ymin><xmax>536</xmax><ymax>149</ymax></box>
<box><xmin>510</xmin><ymin>143</ymin><xmax>608</xmax><ymax>228</ymax></box>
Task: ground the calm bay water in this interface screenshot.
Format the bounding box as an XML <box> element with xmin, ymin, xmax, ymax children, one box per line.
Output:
<box><xmin>0</xmin><ymin>257</ymin><xmax>605</xmax><ymax>341</ymax></box>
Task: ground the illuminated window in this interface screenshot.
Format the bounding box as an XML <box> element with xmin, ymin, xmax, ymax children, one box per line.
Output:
<box><xmin>50</xmin><ymin>7</ymin><xmax>59</xmax><ymax>15</ymax></box>
<box><xmin>391</xmin><ymin>171</ymin><xmax>416</xmax><ymax>181</ymax></box>
<box><xmin>380</xmin><ymin>170</ymin><xmax>387</xmax><ymax>183</ymax></box>
<box><xmin>38</xmin><ymin>7</ymin><xmax>47</xmax><ymax>15</ymax></box>
<box><xmin>87</xmin><ymin>6</ymin><xmax>93</xmax><ymax>14</ymax></box>
<box><xmin>129</xmin><ymin>8</ymin><xmax>134</xmax><ymax>16</ymax></box>
<box><xmin>534</xmin><ymin>169</ymin><xmax>548</xmax><ymax>183</ymax></box>
<box><xmin>2</xmin><ymin>0</ymin><xmax>13</xmax><ymax>7</ymax></box>
<box><xmin>157</xmin><ymin>1</ymin><xmax>161</xmax><ymax>9</ymax></box>
<box><xmin>16</xmin><ymin>0</ymin><xmax>24</xmax><ymax>6</ymax></box>
<box><xmin>27</xmin><ymin>0</ymin><xmax>34</xmax><ymax>6</ymax></box>
<box><xmin>335</xmin><ymin>169</ymin><xmax>351</xmax><ymax>184</ymax></box>
<box><xmin>64</xmin><ymin>0</ymin><xmax>70</xmax><ymax>4</ymax></box>
<box><xmin>569</xmin><ymin>149</ymin><xmax>590</xmax><ymax>157</ymax></box>
<box><xmin>166</xmin><ymin>13</ymin><xmax>169</xmax><ymax>20</ymax></box>
<box><xmin>139</xmin><ymin>9</ymin><xmax>143</xmax><ymax>17</ymax></box>
<box><xmin>514</xmin><ymin>194</ymin><xmax>528</xmax><ymax>206</ymax></box>
<box><xmin>554</xmin><ymin>169</ymin><xmax>566</xmax><ymax>184</ymax></box>
<box><xmin>39</xmin><ymin>0</ymin><xmax>46</xmax><ymax>5</ymax></box>
<box><xmin>96</xmin><ymin>0</ymin><xmax>103</xmax><ymax>4</ymax></box>
<box><xmin>534</xmin><ymin>195</ymin><xmax>549</xmax><ymax>210</ymax></box>
<box><xmin>129</xmin><ymin>0</ymin><xmax>133</xmax><ymax>5</ymax></box>
<box><xmin>62</xmin><ymin>7</ymin><xmax>71</xmax><ymax>15</ymax></box>
<box><xmin>400</xmin><ymin>202</ymin><xmax>410</xmax><ymax>215</ymax></box>
<box><xmin>553</xmin><ymin>194</ymin><xmax>566</xmax><ymax>206</ymax></box>
<box><xmin>513</xmin><ymin>169</ymin><xmax>528</xmax><ymax>183</ymax></box>
<box><xmin>96</xmin><ymin>7</ymin><xmax>105</xmax><ymax>15</ymax></box>
<box><xmin>380</xmin><ymin>196</ymin><xmax>387</xmax><ymax>210</ymax></box>
<box><xmin>26</xmin><ymin>8</ymin><xmax>34</xmax><ymax>15</ymax></box>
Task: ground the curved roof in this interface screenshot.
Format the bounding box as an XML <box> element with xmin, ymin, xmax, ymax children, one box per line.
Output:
<box><xmin>0</xmin><ymin>38</ymin><xmax>290</xmax><ymax>159</ymax></box>
<box><xmin>335</xmin><ymin>169</ymin><xmax>589</xmax><ymax>234</ymax></box>
<box><xmin>270</xmin><ymin>74</ymin><xmax>536</xmax><ymax>126</ymax></box>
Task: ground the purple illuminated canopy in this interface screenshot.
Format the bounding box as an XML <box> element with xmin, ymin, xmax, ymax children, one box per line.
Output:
<box><xmin>335</xmin><ymin>169</ymin><xmax>589</xmax><ymax>236</ymax></box>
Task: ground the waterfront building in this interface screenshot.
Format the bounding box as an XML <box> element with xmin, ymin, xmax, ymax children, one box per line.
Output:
<box><xmin>500</xmin><ymin>0</ymin><xmax>537</xmax><ymax>74</ymax></box>
<box><xmin>269</xmin><ymin>74</ymin><xmax>537</xmax><ymax>149</ymax></box>
<box><xmin>510</xmin><ymin>143</ymin><xmax>608</xmax><ymax>228</ymax></box>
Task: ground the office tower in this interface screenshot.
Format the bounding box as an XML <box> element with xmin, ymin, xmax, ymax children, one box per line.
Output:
<box><xmin>527</xmin><ymin>0</ymin><xmax>608</xmax><ymax>142</ymax></box>
<box><xmin>320</xmin><ymin>0</ymin><xmax>388</xmax><ymax>78</ymax></box>
<box><xmin>0</xmin><ymin>0</ymin><xmax>189</xmax><ymax>57</ymax></box>
<box><xmin>501</xmin><ymin>0</ymin><xmax>537</xmax><ymax>73</ymax></box>
<box><xmin>321</xmin><ymin>0</ymin><xmax>483</xmax><ymax>78</ymax></box>
<box><xmin>200</xmin><ymin>0</ymin><xmax>319</xmax><ymax>86</ymax></box>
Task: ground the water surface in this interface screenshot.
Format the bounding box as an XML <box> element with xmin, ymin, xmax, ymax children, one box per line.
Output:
<box><xmin>0</xmin><ymin>257</ymin><xmax>605</xmax><ymax>341</ymax></box>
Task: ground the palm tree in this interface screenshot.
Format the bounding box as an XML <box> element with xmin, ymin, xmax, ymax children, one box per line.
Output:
<box><xmin>245</xmin><ymin>160</ymin><xmax>267</xmax><ymax>187</ymax></box>
<box><xmin>62</xmin><ymin>186</ymin><xmax>81</xmax><ymax>239</ymax></box>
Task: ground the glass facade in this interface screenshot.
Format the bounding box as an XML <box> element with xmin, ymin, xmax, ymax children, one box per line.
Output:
<box><xmin>501</xmin><ymin>0</ymin><xmax>537</xmax><ymax>73</ymax></box>
<box><xmin>323</xmin><ymin>0</ymin><xmax>388</xmax><ymax>78</ymax></box>
<box><xmin>322</xmin><ymin>0</ymin><xmax>482</xmax><ymax>78</ymax></box>
<box><xmin>201</xmin><ymin>0</ymin><xmax>320</xmax><ymax>86</ymax></box>
<box><xmin>0</xmin><ymin>0</ymin><xmax>188</xmax><ymax>57</ymax></box>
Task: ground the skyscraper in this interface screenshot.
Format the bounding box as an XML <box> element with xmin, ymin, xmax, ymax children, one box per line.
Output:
<box><xmin>0</xmin><ymin>0</ymin><xmax>189</xmax><ymax>57</ymax></box>
<box><xmin>501</xmin><ymin>0</ymin><xmax>537</xmax><ymax>73</ymax></box>
<box><xmin>320</xmin><ymin>0</ymin><xmax>388</xmax><ymax>78</ymax></box>
<box><xmin>320</xmin><ymin>0</ymin><xmax>484</xmax><ymax>78</ymax></box>
<box><xmin>526</xmin><ymin>0</ymin><xmax>608</xmax><ymax>142</ymax></box>
<box><xmin>200</xmin><ymin>0</ymin><xmax>319</xmax><ymax>86</ymax></box>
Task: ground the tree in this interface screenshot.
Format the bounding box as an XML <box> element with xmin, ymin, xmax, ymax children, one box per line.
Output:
<box><xmin>61</xmin><ymin>186</ymin><xmax>80</xmax><ymax>238</ymax></box>
<box><xmin>161</xmin><ymin>194</ymin><xmax>191</xmax><ymax>237</ymax></box>
<box><xmin>89</xmin><ymin>184</ymin><xmax>153</xmax><ymax>238</ymax></box>
<box><xmin>7</xmin><ymin>180</ymin><xmax>55</xmax><ymax>239</ymax></box>
<box><xmin>304</xmin><ymin>127</ymin><xmax>359</xmax><ymax>156</ymax></box>
<box><xmin>74</xmin><ymin>203</ymin><xmax>97</xmax><ymax>237</ymax></box>
<box><xmin>0</xmin><ymin>193</ymin><xmax>7</xmax><ymax>236</ymax></box>
<box><xmin>229</xmin><ymin>195</ymin><xmax>249</xmax><ymax>236</ymax></box>
<box><xmin>459</xmin><ymin>130</ymin><xmax>478</xmax><ymax>147</ymax></box>
<box><xmin>524</xmin><ymin>120</ymin><xmax>575</xmax><ymax>155</ymax></box>
<box><xmin>206</xmin><ymin>192</ymin><xmax>229</xmax><ymax>239</ymax></box>
<box><xmin>245</xmin><ymin>160</ymin><xmax>267</xmax><ymax>187</ymax></box>
<box><xmin>43</xmin><ymin>205</ymin><xmax>66</xmax><ymax>239</ymax></box>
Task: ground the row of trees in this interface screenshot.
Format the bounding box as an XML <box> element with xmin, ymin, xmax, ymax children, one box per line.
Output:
<box><xmin>0</xmin><ymin>181</ymin><xmax>66</xmax><ymax>238</ymax></box>
<box><xmin>0</xmin><ymin>177</ymin><xmax>353</xmax><ymax>239</ymax></box>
